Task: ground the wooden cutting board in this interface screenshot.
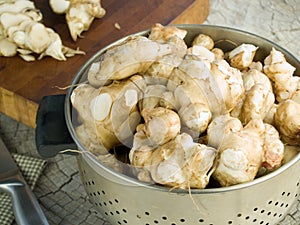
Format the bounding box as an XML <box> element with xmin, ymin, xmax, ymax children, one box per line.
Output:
<box><xmin>0</xmin><ymin>0</ymin><xmax>209</xmax><ymax>128</ymax></box>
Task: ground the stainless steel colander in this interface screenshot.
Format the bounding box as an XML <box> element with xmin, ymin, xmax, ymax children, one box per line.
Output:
<box><xmin>39</xmin><ymin>25</ymin><xmax>300</xmax><ymax>225</ymax></box>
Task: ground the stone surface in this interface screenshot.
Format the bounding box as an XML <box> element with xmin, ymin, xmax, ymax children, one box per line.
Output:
<box><xmin>0</xmin><ymin>0</ymin><xmax>300</xmax><ymax>224</ymax></box>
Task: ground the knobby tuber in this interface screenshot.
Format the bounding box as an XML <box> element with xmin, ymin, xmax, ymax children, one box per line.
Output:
<box><xmin>264</xmin><ymin>48</ymin><xmax>298</xmax><ymax>102</ymax></box>
<box><xmin>87</xmin><ymin>24</ymin><xmax>188</xmax><ymax>87</ymax></box>
<box><xmin>208</xmin><ymin>117</ymin><xmax>284</xmax><ymax>186</ymax></box>
<box><xmin>70</xmin><ymin>23</ymin><xmax>299</xmax><ymax>189</ymax></box>
<box><xmin>0</xmin><ymin>0</ymin><xmax>84</xmax><ymax>61</ymax></box>
<box><xmin>50</xmin><ymin>0</ymin><xmax>105</xmax><ymax>41</ymax></box>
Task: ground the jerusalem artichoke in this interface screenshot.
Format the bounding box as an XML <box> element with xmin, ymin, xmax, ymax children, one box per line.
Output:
<box><xmin>228</xmin><ymin>43</ymin><xmax>258</xmax><ymax>70</ymax></box>
<box><xmin>0</xmin><ymin>0</ymin><xmax>84</xmax><ymax>61</ymax></box>
<box><xmin>263</xmin><ymin>47</ymin><xmax>298</xmax><ymax>102</ymax></box>
<box><xmin>130</xmin><ymin>132</ymin><xmax>217</xmax><ymax>189</ymax></box>
<box><xmin>70</xmin><ymin>23</ymin><xmax>297</xmax><ymax>190</ymax></box>
<box><xmin>262</xmin><ymin>124</ymin><xmax>284</xmax><ymax>170</ymax></box>
<box><xmin>72</xmin><ymin>75</ymin><xmax>146</xmax><ymax>151</ymax></box>
<box><xmin>211</xmin><ymin>118</ymin><xmax>265</xmax><ymax>186</ymax></box>
<box><xmin>87</xmin><ymin>36</ymin><xmax>185</xmax><ymax>87</ymax></box>
<box><xmin>141</xmin><ymin>107</ymin><xmax>181</xmax><ymax>147</ymax></box>
<box><xmin>49</xmin><ymin>0</ymin><xmax>106</xmax><ymax>41</ymax></box>
<box><xmin>274</xmin><ymin>99</ymin><xmax>300</xmax><ymax>145</ymax></box>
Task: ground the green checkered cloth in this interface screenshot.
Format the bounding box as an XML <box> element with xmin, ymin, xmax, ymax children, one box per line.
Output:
<box><xmin>0</xmin><ymin>153</ymin><xmax>46</xmax><ymax>225</ymax></box>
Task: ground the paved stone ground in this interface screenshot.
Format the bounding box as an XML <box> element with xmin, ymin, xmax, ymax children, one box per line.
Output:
<box><xmin>0</xmin><ymin>0</ymin><xmax>300</xmax><ymax>224</ymax></box>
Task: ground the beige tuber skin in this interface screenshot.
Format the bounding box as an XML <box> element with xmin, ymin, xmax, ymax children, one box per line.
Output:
<box><xmin>208</xmin><ymin>116</ymin><xmax>284</xmax><ymax>186</ymax></box>
<box><xmin>263</xmin><ymin>47</ymin><xmax>298</xmax><ymax>102</ymax></box>
<box><xmin>49</xmin><ymin>0</ymin><xmax>70</xmax><ymax>14</ymax></box>
<box><xmin>130</xmin><ymin>132</ymin><xmax>217</xmax><ymax>189</ymax></box>
<box><xmin>87</xmin><ymin>36</ymin><xmax>186</xmax><ymax>87</ymax></box>
<box><xmin>210</xmin><ymin>119</ymin><xmax>265</xmax><ymax>187</ymax></box>
<box><xmin>129</xmin><ymin>107</ymin><xmax>219</xmax><ymax>188</ymax></box>
<box><xmin>274</xmin><ymin>99</ymin><xmax>300</xmax><ymax>145</ymax></box>
<box><xmin>71</xmin><ymin>23</ymin><xmax>297</xmax><ymax>189</ymax></box>
<box><xmin>167</xmin><ymin>57</ymin><xmax>212</xmax><ymax>138</ymax></box>
<box><xmin>144</xmin><ymin>54</ymin><xmax>183</xmax><ymax>86</ymax></box>
<box><xmin>140</xmin><ymin>107</ymin><xmax>181</xmax><ymax>147</ymax></box>
<box><xmin>207</xmin><ymin>114</ymin><xmax>243</xmax><ymax>149</ymax></box>
<box><xmin>87</xmin><ymin>24</ymin><xmax>188</xmax><ymax>87</ymax></box>
<box><xmin>262</xmin><ymin>124</ymin><xmax>284</xmax><ymax>171</ymax></box>
<box><xmin>139</xmin><ymin>84</ymin><xmax>167</xmax><ymax>111</ymax></box>
<box><xmin>209</xmin><ymin>59</ymin><xmax>245</xmax><ymax>115</ymax></box>
<box><xmin>71</xmin><ymin>75</ymin><xmax>146</xmax><ymax>152</ymax></box>
<box><xmin>239</xmin><ymin>84</ymin><xmax>275</xmax><ymax>125</ymax></box>
<box><xmin>192</xmin><ymin>33</ymin><xmax>214</xmax><ymax>50</ymax></box>
<box><xmin>231</xmin><ymin>69</ymin><xmax>275</xmax><ymax>124</ymax></box>
<box><xmin>0</xmin><ymin>0</ymin><xmax>84</xmax><ymax>61</ymax></box>
<box><xmin>50</xmin><ymin>0</ymin><xmax>106</xmax><ymax>41</ymax></box>
<box><xmin>148</xmin><ymin>23</ymin><xmax>187</xmax><ymax>55</ymax></box>
<box><xmin>228</xmin><ymin>43</ymin><xmax>258</xmax><ymax>70</ymax></box>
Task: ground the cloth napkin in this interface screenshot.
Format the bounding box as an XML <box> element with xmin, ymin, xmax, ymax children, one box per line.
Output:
<box><xmin>0</xmin><ymin>153</ymin><xmax>47</xmax><ymax>225</ymax></box>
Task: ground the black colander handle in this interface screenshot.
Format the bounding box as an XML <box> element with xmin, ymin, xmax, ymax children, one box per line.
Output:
<box><xmin>35</xmin><ymin>94</ymin><xmax>77</xmax><ymax>158</ymax></box>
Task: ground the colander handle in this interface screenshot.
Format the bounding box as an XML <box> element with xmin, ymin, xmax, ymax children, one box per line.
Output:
<box><xmin>35</xmin><ymin>94</ymin><xmax>77</xmax><ymax>158</ymax></box>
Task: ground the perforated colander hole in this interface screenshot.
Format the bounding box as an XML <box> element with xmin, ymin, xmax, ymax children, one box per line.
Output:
<box><xmin>162</xmin><ymin>216</ymin><xmax>167</xmax><ymax>220</ymax></box>
<box><xmin>281</xmin><ymin>191</ymin><xmax>291</xmax><ymax>197</ymax></box>
<box><xmin>227</xmin><ymin>221</ymin><xmax>233</xmax><ymax>224</ymax></box>
<box><xmin>198</xmin><ymin>219</ymin><xmax>205</xmax><ymax>223</ymax></box>
<box><xmin>122</xmin><ymin>208</ymin><xmax>127</xmax><ymax>213</ymax></box>
<box><xmin>95</xmin><ymin>190</ymin><xmax>106</xmax><ymax>196</ymax></box>
<box><xmin>86</xmin><ymin>181</ymin><xmax>95</xmax><ymax>186</ymax></box>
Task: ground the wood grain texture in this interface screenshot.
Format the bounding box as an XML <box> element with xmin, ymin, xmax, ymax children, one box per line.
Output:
<box><xmin>0</xmin><ymin>0</ymin><xmax>209</xmax><ymax>128</ymax></box>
